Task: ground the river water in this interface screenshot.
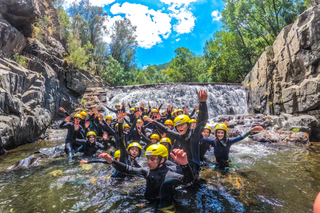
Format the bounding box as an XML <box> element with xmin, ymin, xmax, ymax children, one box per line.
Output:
<box><xmin>0</xmin><ymin>138</ymin><xmax>319</xmax><ymax>213</ymax></box>
<box><xmin>0</xmin><ymin>84</ymin><xmax>319</xmax><ymax>212</ymax></box>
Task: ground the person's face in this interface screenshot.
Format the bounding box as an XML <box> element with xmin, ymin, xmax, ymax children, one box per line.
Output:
<box><xmin>106</xmin><ymin>119</ymin><xmax>111</xmax><ymax>125</ymax></box>
<box><xmin>147</xmin><ymin>156</ymin><xmax>164</xmax><ymax>170</ymax></box>
<box><xmin>216</xmin><ymin>130</ymin><xmax>225</xmax><ymax>140</ymax></box>
<box><xmin>165</xmin><ymin>124</ymin><xmax>172</xmax><ymax>129</ymax></box>
<box><xmin>136</xmin><ymin>122</ymin><xmax>142</xmax><ymax>127</ymax></box>
<box><xmin>151</xmin><ymin>139</ymin><xmax>158</xmax><ymax>144</ymax></box>
<box><xmin>135</xmin><ymin>107</ymin><xmax>139</xmax><ymax>111</ymax></box>
<box><xmin>116</xmin><ymin>106</ymin><xmax>120</xmax><ymax>110</ymax></box>
<box><xmin>81</xmin><ymin>115</ymin><xmax>86</xmax><ymax>119</ymax></box>
<box><xmin>202</xmin><ymin>129</ymin><xmax>210</xmax><ymax>138</ymax></box>
<box><xmin>130</xmin><ymin>110</ymin><xmax>135</xmax><ymax>114</ymax></box>
<box><xmin>176</xmin><ymin>123</ymin><xmax>188</xmax><ymax>135</ymax></box>
<box><xmin>74</xmin><ymin>117</ymin><xmax>81</xmax><ymax>124</ymax></box>
<box><xmin>161</xmin><ymin>142</ymin><xmax>170</xmax><ymax>150</ymax></box>
<box><xmin>89</xmin><ymin>135</ymin><xmax>95</xmax><ymax>143</ymax></box>
<box><xmin>144</xmin><ymin>109</ymin><xmax>147</xmax><ymax>113</ymax></box>
<box><xmin>129</xmin><ymin>147</ymin><xmax>140</xmax><ymax>157</ymax></box>
<box><xmin>115</xmin><ymin>158</ymin><xmax>120</xmax><ymax>162</ymax></box>
<box><xmin>191</xmin><ymin>122</ymin><xmax>196</xmax><ymax>129</ymax></box>
<box><xmin>151</xmin><ymin>112</ymin><xmax>157</xmax><ymax>117</ymax></box>
<box><xmin>177</xmin><ymin>111</ymin><xmax>183</xmax><ymax>115</ymax></box>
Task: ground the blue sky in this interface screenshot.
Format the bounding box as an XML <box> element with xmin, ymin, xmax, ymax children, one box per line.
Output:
<box><xmin>66</xmin><ymin>0</ymin><xmax>225</xmax><ymax>67</ymax></box>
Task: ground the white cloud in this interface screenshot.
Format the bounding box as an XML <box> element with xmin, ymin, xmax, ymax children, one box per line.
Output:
<box><xmin>160</xmin><ymin>0</ymin><xmax>197</xmax><ymax>7</ymax></box>
<box><xmin>107</xmin><ymin>3</ymin><xmax>172</xmax><ymax>48</ymax></box>
<box><xmin>169</xmin><ymin>5</ymin><xmax>196</xmax><ymax>34</ymax></box>
<box><xmin>176</xmin><ymin>38</ymin><xmax>181</xmax><ymax>42</ymax></box>
<box><xmin>143</xmin><ymin>65</ymin><xmax>148</xmax><ymax>70</ymax></box>
<box><xmin>160</xmin><ymin>0</ymin><xmax>197</xmax><ymax>34</ymax></box>
<box><xmin>211</xmin><ymin>10</ymin><xmax>222</xmax><ymax>21</ymax></box>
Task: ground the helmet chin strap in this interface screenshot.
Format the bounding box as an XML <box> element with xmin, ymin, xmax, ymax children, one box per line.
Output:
<box><xmin>155</xmin><ymin>156</ymin><xmax>166</xmax><ymax>170</ymax></box>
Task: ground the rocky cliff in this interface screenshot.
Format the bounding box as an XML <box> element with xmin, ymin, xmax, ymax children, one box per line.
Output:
<box><xmin>244</xmin><ymin>5</ymin><xmax>320</xmax><ymax>141</ymax></box>
<box><xmin>0</xmin><ymin>0</ymin><xmax>107</xmax><ymax>154</ymax></box>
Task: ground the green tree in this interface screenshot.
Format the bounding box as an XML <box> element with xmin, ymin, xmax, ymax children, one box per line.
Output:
<box><xmin>144</xmin><ymin>65</ymin><xmax>157</xmax><ymax>79</ymax></box>
<box><xmin>103</xmin><ymin>55</ymin><xmax>125</xmax><ymax>86</ymax></box>
<box><xmin>109</xmin><ymin>18</ymin><xmax>138</xmax><ymax>72</ymax></box>
<box><xmin>136</xmin><ymin>71</ymin><xmax>149</xmax><ymax>84</ymax></box>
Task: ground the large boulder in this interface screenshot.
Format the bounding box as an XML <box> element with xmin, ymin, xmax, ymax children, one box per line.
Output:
<box><xmin>244</xmin><ymin>5</ymin><xmax>320</xmax><ymax>141</ymax></box>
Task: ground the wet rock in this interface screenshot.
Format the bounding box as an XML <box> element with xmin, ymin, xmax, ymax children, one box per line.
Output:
<box><xmin>252</xmin><ymin>130</ymin><xmax>309</xmax><ymax>144</ymax></box>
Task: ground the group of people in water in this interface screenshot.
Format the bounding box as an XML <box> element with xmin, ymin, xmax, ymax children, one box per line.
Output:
<box><xmin>59</xmin><ymin>90</ymin><xmax>264</xmax><ymax>211</ymax></box>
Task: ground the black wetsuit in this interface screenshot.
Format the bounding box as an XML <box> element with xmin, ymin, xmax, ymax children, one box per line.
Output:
<box><xmin>202</xmin><ymin>130</ymin><xmax>251</xmax><ymax>168</ymax></box>
<box><xmin>75</xmin><ymin>139</ymin><xmax>105</xmax><ymax>157</ymax></box>
<box><xmin>59</xmin><ymin>121</ymin><xmax>85</xmax><ymax>157</ymax></box>
<box><xmin>152</xmin><ymin>101</ymin><xmax>208</xmax><ymax>175</ymax></box>
<box><xmin>111</xmin><ymin>161</ymin><xmax>194</xmax><ymax>209</ymax></box>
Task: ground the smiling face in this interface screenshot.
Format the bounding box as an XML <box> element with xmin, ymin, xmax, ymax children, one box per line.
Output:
<box><xmin>190</xmin><ymin>122</ymin><xmax>197</xmax><ymax>129</ymax></box>
<box><xmin>106</xmin><ymin>119</ymin><xmax>111</xmax><ymax>125</ymax></box>
<box><xmin>151</xmin><ymin>139</ymin><xmax>158</xmax><ymax>144</ymax></box>
<box><xmin>176</xmin><ymin>123</ymin><xmax>189</xmax><ymax>135</ymax></box>
<box><xmin>88</xmin><ymin>135</ymin><xmax>95</xmax><ymax>143</ymax></box>
<box><xmin>116</xmin><ymin>106</ymin><xmax>120</xmax><ymax>110</ymax></box>
<box><xmin>202</xmin><ymin>129</ymin><xmax>210</xmax><ymax>138</ymax></box>
<box><xmin>165</xmin><ymin>124</ymin><xmax>172</xmax><ymax>129</ymax></box>
<box><xmin>129</xmin><ymin>147</ymin><xmax>140</xmax><ymax>157</ymax></box>
<box><xmin>216</xmin><ymin>130</ymin><xmax>225</xmax><ymax>140</ymax></box>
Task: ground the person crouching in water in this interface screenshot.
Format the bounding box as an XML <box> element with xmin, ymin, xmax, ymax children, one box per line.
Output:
<box><xmin>75</xmin><ymin>131</ymin><xmax>105</xmax><ymax>157</ymax></box>
<box><xmin>99</xmin><ymin>144</ymin><xmax>194</xmax><ymax>211</ymax></box>
<box><xmin>202</xmin><ymin>123</ymin><xmax>263</xmax><ymax>170</ymax></box>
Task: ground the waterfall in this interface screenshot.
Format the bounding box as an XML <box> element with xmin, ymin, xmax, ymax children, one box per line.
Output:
<box><xmin>103</xmin><ymin>83</ymin><xmax>248</xmax><ymax>119</ymax></box>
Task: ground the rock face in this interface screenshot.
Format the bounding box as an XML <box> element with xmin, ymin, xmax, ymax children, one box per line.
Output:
<box><xmin>244</xmin><ymin>5</ymin><xmax>320</xmax><ymax>141</ymax></box>
<box><xmin>0</xmin><ymin>0</ymin><xmax>106</xmax><ymax>152</ymax></box>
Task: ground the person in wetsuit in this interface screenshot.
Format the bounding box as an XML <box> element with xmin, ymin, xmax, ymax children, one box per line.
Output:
<box><xmin>143</xmin><ymin>90</ymin><xmax>208</xmax><ymax>175</ymax></box>
<box><xmin>59</xmin><ymin>114</ymin><xmax>85</xmax><ymax>158</ymax></box>
<box><xmin>98</xmin><ymin>144</ymin><xmax>194</xmax><ymax>210</ymax></box>
<box><xmin>75</xmin><ymin>131</ymin><xmax>105</xmax><ymax>157</ymax></box>
<box><xmin>199</xmin><ymin>125</ymin><xmax>212</xmax><ymax>163</ymax></box>
<box><xmin>202</xmin><ymin>123</ymin><xmax>263</xmax><ymax>170</ymax></box>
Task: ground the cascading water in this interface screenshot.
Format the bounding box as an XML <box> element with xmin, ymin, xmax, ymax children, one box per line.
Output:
<box><xmin>103</xmin><ymin>84</ymin><xmax>248</xmax><ymax>118</ymax></box>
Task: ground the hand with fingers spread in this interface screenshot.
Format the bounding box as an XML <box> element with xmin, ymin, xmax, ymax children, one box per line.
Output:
<box><xmin>99</xmin><ymin>153</ymin><xmax>113</xmax><ymax>163</ymax></box>
<box><xmin>155</xmin><ymin>114</ymin><xmax>161</xmax><ymax>121</ymax></box>
<box><xmin>198</xmin><ymin>90</ymin><xmax>208</xmax><ymax>102</ymax></box>
<box><xmin>85</xmin><ymin>121</ymin><xmax>90</xmax><ymax>129</ymax></box>
<box><xmin>194</xmin><ymin>105</ymin><xmax>198</xmax><ymax>110</ymax></box>
<box><xmin>170</xmin><ymin>149</ymin><xmax>188</xmax><ymax>165</ymax></box>
<box><xmin>59</xmin><ymin>107</ymin><xmax>67</xmax><ymax>113</ymax></box>
<box><xmin>65</xmin><ymin>116</ymin><xmax>72</xmax><ymax>122</ymax></box>
<box><xmin>184</xmin><ymin>107</ymin><xmax>189</xmax><ymax>115</ymax></box>
<box><xmin>161</xmin><ymin>133</ymin><xmax>166</xmax><ymax>138</ymax></box>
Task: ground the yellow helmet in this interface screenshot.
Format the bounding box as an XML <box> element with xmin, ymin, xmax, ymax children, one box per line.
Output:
<box><xmin>151</xmin><ymin>109</ymin><xmax>159</xmax><ymax>113</ymax></box>
<box><xmin>135</xmin><ymin>106</ymin><xmax>139</xmax><ymax>109</ymax></box>
<box><xmin>130</xmin><ymin>108</ymin><xmax>135</xmax><ymax>111</ymax></box>
<box><xmin>80</xmin><ymin>111</ymin><xmax>87</xmax><ymax>117</ymax></box>
<box><xmin>174</xmin><ymin>115</ymin><xmax>190</xmax><ymax>127</ymax></box>
<box><xmin>177</xmin><ymin>109</ymin><xmax>183</xmax><ymax>113</ymax></box>
<box><xmin>159</xmin><ymin>137</ymin><xmax>172</xmax><ymax>145</ymax></box>
<box><xmin>143</xmin><ymin>115</ymin><xmax>149</xmax><ymax>119</ymax></box>
<box><xmin>144</xmin><ymin>108</ymin><xmax>148</xmax><ymax>111</ymax></box>
<box><xmin>114</xmin><ymin>150</ymin><xmax>120</xmax><ymax>159</ymax></box>
<box><xmin>105</xmin><ymin>115</ymin><xmax>113</xmax><ymax>120</ymax></box>
<box><xmin>196</xmin><ymin>110</ymin><xmax>199</xmax><ymax>113</ymax></box>
<box><xmin>204</xmin><ymin>125</ymin><xmax>212</xmax><ymax>133</ymax></box>
<box><xmin>74</xmin><ymin>114</ymin><xmax>82</xmax><ymax>119</ymax></box>
<box><xmin>215</xmin><ymin>123</ymin><xmax>228</xmax><ymax>135</ymax></box>
<box><xmin>145</xmin><ymin>144</ymin><xmax>168</xmax><ymax>159</ymax></box>
<box><xmin>137</xmin><ymin>119</ymin><xmax>142</xmax><ymax>123</ymax></box>
<box><xmin>127</xmin><ymin>142</ymin><xmax>142</xmax><ymax>152</ymax></box>
<box><xmin>150</xmin><ymin>134</ymin><xmax>160</xmax><ymax>140</ymax></box>
<box><xmin>161</xmin><ymin>110</ymin><xmax>166</xmax><ymax>114</ymax></box>
<box><xmin>189</xmin><ymin>119</ymin><xmax>197</xmax><ymax>123</ymax></box>
<box><xmin>123</xmin><ymin>124</ymin><xmax>130</xmax><ymax>129</ymax></box>
<box><xmin>86</xmin><ymin>131</ymin><xmax>96</xmax><ymax>137</ymax></box>
<box><xmin>115</xmin><ymin>123</ymin><xmax>119</xmax><ymax>128</ymax></box>
<box><xmin>164</xmin><ymin>120</ymin><xmax>173</xmax><ymax>126</ymax></box>
<box><xmin>115</xmin><ymin>103</ymin><xmax>121</xmax><ymax>107</ymax></box>
<box><xmin>171</xmin><ymin>112</ymin><xmax>175</xmax><ymax>116</ymax></box>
